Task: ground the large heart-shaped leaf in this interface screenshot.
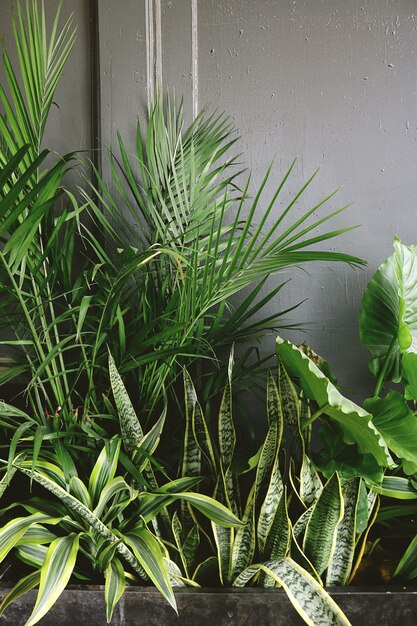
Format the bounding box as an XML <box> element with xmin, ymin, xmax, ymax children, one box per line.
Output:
<box><xmin>276</xmin><ymin>338</ymin><xmax>391</xmax><ymax>469</ymax></box>
<box><xmin>364</xmin><ymin>391</ymin><xmax>417</xmax><ymax>473</ymax></box>
<box><xmin>360</xmin><ymin>238</ymin><xmax>417</xmax><ymax>383</ymax></box>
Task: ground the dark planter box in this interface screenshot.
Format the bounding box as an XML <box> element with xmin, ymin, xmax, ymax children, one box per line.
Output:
<box><xmin>1</xmin><ymin>586</ymin><xmax>417</xmax><ymax>625</ymax></box>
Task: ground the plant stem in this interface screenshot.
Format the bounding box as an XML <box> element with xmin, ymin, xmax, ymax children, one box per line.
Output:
<box><xmin>373</xmin><ymin>335</ymin><xmax>397</xmax><ymax>397</ymax></box>
<box><xmin>301</xmin><ymin>403</ymin><xmax>331</xmax><ymax>430</ymax></box>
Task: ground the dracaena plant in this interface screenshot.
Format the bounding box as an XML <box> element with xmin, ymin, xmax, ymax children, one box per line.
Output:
<box><xmin>145</xmin><ymin>347</ymin><xmax>394</xmax><ymax>626</ymax></box>
<box><xmin>0</xmin><ymin>354</ymin><xmax>241</xmax><ymax>625</ymax></box>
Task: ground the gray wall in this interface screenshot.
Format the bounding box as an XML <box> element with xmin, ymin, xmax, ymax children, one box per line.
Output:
<box><xmin>2</xmin><ymin>0</ymin><xmax>417</xmax><ymax>399</ymax></box>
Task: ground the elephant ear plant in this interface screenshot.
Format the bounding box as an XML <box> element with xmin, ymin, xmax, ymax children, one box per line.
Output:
<box><xmin>358</xmin><ymin>238</ymin><xmax>417</xmax><ymax>581</ymax></box>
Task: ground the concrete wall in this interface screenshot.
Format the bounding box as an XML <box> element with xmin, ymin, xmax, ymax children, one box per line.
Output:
<box><xmin>2</xmin><ymin>0</ymin><xmax>417</xmax><ymax>399</ymax></box>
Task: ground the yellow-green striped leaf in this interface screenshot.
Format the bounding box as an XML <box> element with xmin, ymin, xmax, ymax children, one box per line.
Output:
<box><xmin>88</xmin><ymin>437</ymin><xmax>121</xmax><ymax>506</ymax></box>
<box><xmin>0</xmin><ymin>513</ymin><xmax>61</xmax><ymax>563</ymax></box>
<box><xmin>303</xmin><ymin>474</ymin><xmax>344</xmax><ymax>576</ymax></box>
<box><xmin>326</xmin><ymin>479</ymin><xmax>360</xmax><ymax>586</ymax></box>
<box><xmin>257</xmin><ymin>448</ymin><xmax>283</xmax><ymax>554</ymax></box>
<box><xmin>233</xmin><ymin>558</ymin><xmax>351</xmax><ymax>626</ymax></box>
<box><xmin>124</xmin><ymin>528</ymin><xmax>176</xmax><ymax>612</ymax></box>
<box><xmin>104</xmin><ymin>557</ymin><xmax>126</xmax><ymax>622</ymax></box>
<box><xmin>230</xmin><ymin>484</ymin><xmax>256</xmax><ymax>580</ymax></box>
<box><xmin>25</xmin><ymin>534</ymin><xmax>80</xmax><ymax>626</ymax></box>
<box><xmin>0</xmin><ymin>570</ymin><xmax>40</xmax><ymax>617</ymax></box>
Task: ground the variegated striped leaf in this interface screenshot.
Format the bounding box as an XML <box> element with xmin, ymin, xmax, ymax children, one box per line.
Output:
<box><xmin>104</xmin><ymin>557</ymin><xmax>125</xmax><ymax>622</ymax></box>
<box><xmin>233</xmin><ymin>558</ymin><xmax>351</xmax><ymax>626</ymax></box>
<box><xmin>293</xmin><ymin>506</ymin><xmax>314</xmax><ymax>540</ymax></box>
<box><xmin>230</xmin><ymin>484</ymin><xmax>256</xmax><ymax>581</ymax></box>
<box><xmin>257</xmin><ymin>449</ymin><xmax>283</xmax><ymax>554</ymax></box>
<box><xmin>0</xmin><ymin>513</ymin><xmax>61</xmax><ymax>563</ymax></box>
<box><xmin>70</xmin><ymin>476</ymin><xmax>92</xmax><ymax>509</ymax></box>
<box><xmin>300</xmin><ymin>454</ymin><xmax>323</xmax><ymax>507</ymax></box>
<box><xmin>182</xmin><ymin>525</ymin><xmax>200</xmax><ymax>576</ymax></box>
<box><xmin>16</xmin><ymin>524</ymin><xmax>57</xmax><ymax>546</ymax></box>
<box><xmin>109</xmin><ymin>352</ymin><xmax>143</xmax><ymax>454</ymax></box>
<box><xmin>135</xmin><ymin>408</ymin><xmax>166</xmax><ymax>470</ymax></box>
<box><xmin>218</xmin><ymin>350</ymin><xmax>236</xmax><ymax>509</ymax></box>
<box><xmin>25</xmin><ymin>534</ymin><xmax>80</xmax><ymax>626</ymax></box>
<box><xmin>211</xmin><ymin>521</ymin><xmax>232</xmax><ymax>585</ymax></box>
<box><xmin>15</xmin><ymin>464</ymin><xmax>149</xmax><ymax>582</ymax></box>
<box><xmin>0</xmin><ymin>466</ymin><xmax>17</xmax><ymax>498</ymax></box>
<box><xmin>291</xmin><ymin>531</ymin><xmax>321</xmax><ymax>581</ymax></box>
<box><xmin>0</xmin><ymin>570</ymin><xmax>41</xmax><ymax>617</ymax></box>
<box><xmin>124</xmin><ymin>528</ymin><xmax>176</xmax><ymax>612</ymax></box>
<box><xmin>88</xmin><ymin>437</ymin><xmax>121</xmax><ymax>506</ymax></box>
<box><xmin>264</xmin><ymin>490</ymin><xmax>291</xmax><ymax>560</ymax></box>
<box><xmin>326</xmin><ymin>479</ymin><xmax>360</xmax><ymax>586</ymax></box>
<box><xmin>16</xmin><ymin>544</ymin><xmax>48</xmax><ymax>568</ymax></box>
<box><xmin>164</xmin><ymin>558</ymin><xmax>187</xmax><ymax>587</ymax></box>
<box><xmin>93</xmin><ymin>476</ymin><xmax>134</xmax><ymax>520</ymax></box>
<box><xmin>303</xmin><ymin>474</ymin><xmax>344</xmax><ymax>576</ymax></box>
<box><xmin>348</xmin><ymin>496</ymin><xmax>380</xmax><ymax>584</ymax></box>
<box><xmin>278</xmin><ymin>360</ymin><xmax>303</xmax><ymax>450</ymax></box>
<box><xmin>255</xmin><ymin>371</ymin><xmax>283</xmax><ymax>500</ymax></box>
<box><xmin>182</xmin><ymin>370</ymin><xmax>202</xmax><ymax>526</ymax></box>
<box><xmin>192</xmin><ymin>399</ymin><xmax>217</xmax><ymax>475</ymax></box>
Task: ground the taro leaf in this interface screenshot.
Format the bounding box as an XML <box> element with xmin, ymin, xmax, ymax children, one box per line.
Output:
<box><xmin>317</xmin><ymin>424</ymin><xmax>385</xmax><ymax>485</ymax></box>
<box><xmin>303</xmin><ymin>474</ymin><xmax>343</xmax><ymax>576</ymax></box>
<box><xmin>233</xmin><ymin>558</ymin><xmax>351</xmax><ymax>626</ymax></box>
<box><xmin>276</xmin><ymin>338</ymin><xmax>392</xmax><ymax>469</ymax></box>
<box><xmin>402</xmin><ymin>352</ymin><xmax>417</xmax><ymax>401</ymax></box>
<box><xmin>365</xmin><ymin>391</ymin><xmax>417</xmax><ymax>473</ymax></box>
<box><xmin>326</xmin><ymin>479</ymin><xmax>360</xmax><ymax>586</ymax></box>
<box><xmin>360</xmin><ymin>238</ymin><xmax>417</xmax><ymax>383</ymax></box>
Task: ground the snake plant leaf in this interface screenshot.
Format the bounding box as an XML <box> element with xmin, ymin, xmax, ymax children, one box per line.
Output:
<box><xmin>300</xmin><ymin>454</ymin><xmax>323</xmax><ymax>507</ymax></box>
<box><xmin>0</xmin><ymin>465</ymin><xmax>17</xmax><ymax>499</ymax></box>
<box><xmin>293</xmin><ymin>506</ymin><xmax>314</xmax><ymax>540</ymax></box>
<box><xmin>263</xmin><ymin>490</ymin><xmax>291</xmax><ymax>561</ymax></box>
<box><xmin>181</xmin><ymin>370</ymin><xmax>202</xmax><ymax>529</ymax></box>
<box><xmin>348</xmin><ymin>496</ymin><xmax>380</xmax><ymax>585</ymax></box>
<box><xmin>218</xmin><ymin>349</ymin><xmax>236</xmax><ymax>509</ymax></box>
<box><xmin>233</xmin><ymin>558</ymin><xmax>351</xmax><ymax>626</ymax></box>
<box><xmin>104</xmin><ymin>557</ymin><xmax>126</xmax><ymax>623</ymax></box>
<box><xmin>326</xmin><ymin>479</ymin><xmax>360</xmax><ymax>586</ymax></box>
<box><xmin>192</xmin><ymin>395</ymin><xmax>217</xmax><ymax>475</ymax></box>
<box><xmin>360</xmin><ymin>239</ymin><xmax>417</xmax><ymax>383</ymax></box>
<box><xmin>88</xmin><ymin>437</ymin><xmax>121</xmax><ymax>506</ymax></box>
<box><xmin>124</xmin><ymin>528</ymin><xmax>176</xmax><ymax>612</ymax></box>
<box><xmin>0</xmin><ymin>570</ymin><xmax>40</xmax><ymax>617</ymax></box>
<box><xmin>364</xmin><ymin>391</ymin><xmax>417</xmax><ymax>473</ymax></box>
<box><xmin>230</xmin><ymin>484</ymin><xmax>256</xmax><ymax>581</ymax></box>
<box><xmin>255</xmin><ymin>371</ymin><xmax>283</xmax><ymax>500</ymax></box>
<box><xmin>211</xmin><ymin>521</ymin><xmax>232</xmax><ymax>585</ymax></box>
<box><xmin>276</xmin><ymin>337</ymin><xmax>392</xmax><ymax>468</ymax></box>
<box><xmin>303</xmin><ymin>474</ymin><xmax>344</xmax><ymax>576</ymax></box>
<box><xmin>257</xmin><ymin>448</ymin><xmax>284</xmax><ymax>555</ymax></box>
<box><xmin>25</xmin><ymin>534</ymin><xmax>80</xmax><ymax>626</ymax></box>
<box><xmin>182</xmin><ymin>525</ymin><xmax>200</xmax><ymax>576</ymax></box>
<box><xmin>278</xmin><ymin>359</ymin><xmax>303</xmax><ymax>450</ymax></box>
<box><xmin>109</xmin><ymin>352</ymin><xmax>143</xmax><ymax>454</ymax></box>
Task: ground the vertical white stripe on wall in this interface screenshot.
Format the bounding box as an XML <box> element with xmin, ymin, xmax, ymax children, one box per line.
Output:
<box><xmin>191</xmin><ymin>0</ymin><xmax>198</xmax><ymax>119</ymax></box>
